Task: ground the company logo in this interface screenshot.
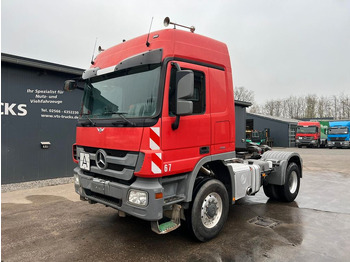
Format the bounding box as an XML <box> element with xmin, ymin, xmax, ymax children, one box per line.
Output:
<box><xmin>95</xmin><ymin>149</ymin><xmax>108</xmax><ymax>170</ymax></box>
<box><xmin>97</xmin><ymin>127</ymin><xmax>105</xmax><ymax>133</ymax></box>
<box><xmin>1</xmin><ymin>102</ymin><xmax>27</xmax><ymax>116</ymax></box>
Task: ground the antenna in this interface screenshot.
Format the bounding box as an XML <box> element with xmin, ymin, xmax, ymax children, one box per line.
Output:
<box><xmin>163</xmin><ymin>17</ymin><xmax>195</xmax><ymax>33</ymax></box>
<box><xmin>91</xmin><ymin>37</ymin><xmax>98</xmax><ymax>65</ymax></box>
<box><xmin>146</xmin><ymin>17</ymin><xmax>154</xmax><ymax>47</ymax></box>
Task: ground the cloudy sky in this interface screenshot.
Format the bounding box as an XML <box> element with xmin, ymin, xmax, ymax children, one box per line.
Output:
<box><xmin>2</xmin><ymin>0</ymin><xmax>349</xmax><ymax>104</ymax></box>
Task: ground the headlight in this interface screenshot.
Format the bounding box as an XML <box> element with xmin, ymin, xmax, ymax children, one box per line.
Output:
<box><xmin>128</xmin><ymin>189</ymin><xmax>148</xmax><ymax>206</ymax></box>
<box><xmin>74</xmin><ymin>174</ymin><xmax>80</xmax><ymax>185</ymax></box>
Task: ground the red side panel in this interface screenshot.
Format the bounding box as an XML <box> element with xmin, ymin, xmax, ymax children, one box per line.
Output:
<box><xmin>210</xmin><ymin>67</ymin><xmax>235</xmax><ymax>154</ymax></box>
<box><xmin>161</xmin><ymin>62</ymin><xmax>210</xmax><ymax>175</ymax></box>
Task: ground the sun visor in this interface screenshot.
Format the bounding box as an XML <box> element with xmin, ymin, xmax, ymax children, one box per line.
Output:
<box><xmin>114</xmin><ymin>48</ymin><xmax>163</xmax><ymax>72</ymax></box>
<box><xmin>82</xmin><ymin>48</ymin><xmax>163</xmax><ymax>80</ymax></box>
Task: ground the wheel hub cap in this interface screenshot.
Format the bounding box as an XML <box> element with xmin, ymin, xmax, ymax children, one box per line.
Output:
<box><xmin>289</xmin><ymin>171</ymin><xmax>298</xmax><ymax>194</ymax></box>
<box><xmin>201</xmin><ymin>192</ymin><xmax>223</xmax><ymax>229</ymax></box>
<box><xmin>206</xmin><ymin>200</ymin><xmax>218</xmax><ymax>218</ymax></box>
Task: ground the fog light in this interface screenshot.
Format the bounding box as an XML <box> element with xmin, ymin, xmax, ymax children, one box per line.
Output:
<box><xmin>128</xmin><ymin>189</ymin><xmax>148</xmax><ymax>206</ymax></box>
<box><xmin>74</xmin><ymin>174</ymin><xmax>80</xmax><ymax>185</ymax></box>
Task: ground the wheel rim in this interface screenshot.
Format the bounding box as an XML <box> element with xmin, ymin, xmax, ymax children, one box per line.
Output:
<box><xmin>201</xmin><ymin>192</ymin><xmax>223</xmax><ymax>229</ymax></box>
<box><xmin>289</xmin><ymin>171</ymin><xmax>298</xmax><ymax>194</ymax></box>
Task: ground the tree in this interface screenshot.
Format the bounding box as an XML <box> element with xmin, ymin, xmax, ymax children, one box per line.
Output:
<box><xmin>254</xmin><ymin>93</ymin><xmax>349</xmax><ymax>120</ymax></box>
<box><xmin>234</xmin><ymin>86</ymin><xmax>254</xmax><ymax>103</ymax></box>
<box><xmin>305</xmin><ymin>94</ymin><xmax>317</xmax><ymax>118</ymax></box>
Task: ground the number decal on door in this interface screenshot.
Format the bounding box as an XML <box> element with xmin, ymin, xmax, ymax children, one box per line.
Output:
<box><xmin>164</xmin><ymin>164</ymin><xmax>172</xmax><ymax>173</ymax></box>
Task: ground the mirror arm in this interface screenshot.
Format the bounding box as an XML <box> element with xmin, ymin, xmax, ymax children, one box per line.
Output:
<box><xmin>172</xmin><ymin>115</ymin><xmax>180</xmax><ymax>130</ymax></box>
<box><xmin>171</xmin><ymin>62</ymin><xmax>181</xmax><ymax>71</ymax></box>
<box><xmin>171</xmin><ymin>62</ymin><xmax>181</xmax><ymax>130</ymax></box>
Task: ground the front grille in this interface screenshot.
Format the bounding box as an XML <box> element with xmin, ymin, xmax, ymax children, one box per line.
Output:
<box><xmin>329</xmin><ymin>137</ymin><xmax>346</xmax><ymax>141</ymax></box>
<box><xmin>83</xmin><ymin>146</ymin><xmax>128</xmax><ymax>158</ymax></box>
<box><xmin>77</xmin><ymin>146</ymin><xmax>140</xmax><ymax>181</ymax></box>
<box><xmin>299</xmin><ymin>136</ymin><xmax>313</xmax><ymax>141</ymax></box>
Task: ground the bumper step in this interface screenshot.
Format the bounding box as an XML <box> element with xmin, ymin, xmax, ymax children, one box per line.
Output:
<box><xmin>151</xmin><ymin>204</ymin><xmax>181</xmax><ymax>234</ymax></box>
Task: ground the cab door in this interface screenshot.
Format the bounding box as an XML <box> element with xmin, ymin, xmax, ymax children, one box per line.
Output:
<box><xmin>161</xmin><ymin>61</ymin><xmax>210</xmax><ymax>175</ymax></box>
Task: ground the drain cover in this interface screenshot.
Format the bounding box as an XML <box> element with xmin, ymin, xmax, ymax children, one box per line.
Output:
<box><xmin>248</xmin><ymin>216</ymin><xmax>281</xmax><ymax>228</ymax></box>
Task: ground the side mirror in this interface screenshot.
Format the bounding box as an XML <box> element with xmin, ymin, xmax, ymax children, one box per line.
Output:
<box><xmin>63</xmin><ymin>80</ymin><xmax>77</xmax><ymax>91</ymax></box>
<box><xmin>172</xmin><ymin>69</ymin><xmax>194</xmax><ymax>130</ymax></box>
<box><xmin>175</xmin><ymin>70</ymin><xmax>194</xmax><ymax>116</ymax></box>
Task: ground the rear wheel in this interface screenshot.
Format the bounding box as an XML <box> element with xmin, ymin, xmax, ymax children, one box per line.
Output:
<box><xmin>263</xmin><ymin>183</ymin><xmax>280</xmax><ymax>200</ymax></box>
<box><xmin>277</xmin><ymin>162</ymin><xmax>300</xmax><ymax>202</ymax></box>
<box><xmin>186</xmin><ymin>179</ymin><xmax>229</xmax><ymax>242</ymax></box>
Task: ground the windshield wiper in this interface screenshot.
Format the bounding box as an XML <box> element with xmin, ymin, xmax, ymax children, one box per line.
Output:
<box><xmin>80</xmin><ymin>114</ymin><xmax>96</xmax><ymax>126</ymax></box>
<box><xmin>108</xmin><ymin>112</ymin><xmax>136</xmax><ymax>127</ymax></box>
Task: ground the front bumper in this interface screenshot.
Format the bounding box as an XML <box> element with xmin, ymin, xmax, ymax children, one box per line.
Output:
<box><xmin>327</xmin><ymin>141</ymin><xmax>350</xmax><ymax>148</ymax></box>
<box><xmin>296</xmin><ymin>140</ymin><xmax>316</xmax><ymax>146</ymax></box>
<box><xmin>74</xmin><ymin>167</ymin><xmax>164</xmax><ymax>221</ymax></box>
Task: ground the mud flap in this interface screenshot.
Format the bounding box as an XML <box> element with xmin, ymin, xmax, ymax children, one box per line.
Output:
<box><xmin>151</xmin><ymin>204</ymin><xmax>181</xmax><ymax>234</ymax></box>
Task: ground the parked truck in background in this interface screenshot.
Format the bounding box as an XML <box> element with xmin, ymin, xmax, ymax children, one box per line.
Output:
<box><xmin>65</xmin><ymin>18</ymin><xmax>302</xmax><ymax>242</ymax></box>
<box><xmin>295</xmin><ymin>121</ymin><xmax>323</xmax><ymax>148</ymax></box>
<box><xmin>318</xmin><ymin>120</ymin><xmax>330</xmax><ymax>147</ymax></box>
<box><xmin>327</xmin><ymin>121</ymin><xmax>350</xmax><ymax>148</ymax></box>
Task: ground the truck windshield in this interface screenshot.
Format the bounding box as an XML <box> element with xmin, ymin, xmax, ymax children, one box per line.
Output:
<box><xmin>329</xmin><ymin>127</ymin><xmax>348</xmax><ymax>135</ymax></box>
<box><xmin>81</xmin><ymin>64</ymin><xmax>161</xmax><ymax>119</ymax></box>
<box><xmin>297</xmin><ymin>126</ymin><xmax>317</xmax><ymax>134</ymax></box>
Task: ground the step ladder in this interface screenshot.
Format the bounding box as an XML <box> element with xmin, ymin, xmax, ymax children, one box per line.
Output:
<box><xmin>151</xmin><ymin>204</ymin><xmax>181</xmax><ymax>234</ymax></box>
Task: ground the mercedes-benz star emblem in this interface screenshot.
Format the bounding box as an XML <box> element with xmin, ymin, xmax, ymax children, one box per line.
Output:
<box><xmin>96</xmin><ymin>149</ymin><xmax>108</xmax><ymax>170</ymax></box>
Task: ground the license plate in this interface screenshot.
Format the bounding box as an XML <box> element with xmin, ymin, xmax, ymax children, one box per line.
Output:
<box><xmin>80</xmin><ymin>153</ymin><xmax>90</xmax><ymax>171</ymax></box>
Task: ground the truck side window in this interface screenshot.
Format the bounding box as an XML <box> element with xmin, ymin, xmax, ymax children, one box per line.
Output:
<box><xmin>169</xmin><ymin>67</ymin><xmax>206</xmax><ymax>116</ymax></box>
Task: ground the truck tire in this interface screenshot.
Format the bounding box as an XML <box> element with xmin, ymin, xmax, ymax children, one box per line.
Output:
<box><xmin>263</xmin><ymin>183</ymin><xmax>280</xmax><ymax>200</ymax></box>
<box><xmin>277</xmin><ymin>162</ymin><xmax>300</xmax><ymax>202</ymax></box>
<box><xmin>315</xmin><ymin>140</ymin><xmax>320</xmax><ymax>148</ymax></box>
<box><xmin>186</xmin><ymin>179</ymin><xmax>229</xmax><ymax>242</ymax></box>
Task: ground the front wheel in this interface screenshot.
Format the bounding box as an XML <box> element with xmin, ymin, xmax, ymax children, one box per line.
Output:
<box><xmin>186</xmin><ymin>179</ymin><xmax>229</xmax><ymax>242</ymax></box>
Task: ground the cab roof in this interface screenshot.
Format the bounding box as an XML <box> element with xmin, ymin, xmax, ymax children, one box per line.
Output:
<box><xmin>92</xmin><ymin>29</ymin><xmax>231</xmax><ymax>72</ymax></box>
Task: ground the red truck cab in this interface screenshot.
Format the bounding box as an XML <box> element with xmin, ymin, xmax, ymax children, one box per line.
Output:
<box><xmin>72</xmin><ymin>28</ymin><xmax>235</xmax><ymax>220</ymax></box>
<box><xmin>66</xmin><ymin>22</ymin><xmax>302</xmax><ymax>242</ymax></box>
<box><xmin>295</xmin><ymin>121</ymin><xmax>321</xmax><ymax>148</ymax></box>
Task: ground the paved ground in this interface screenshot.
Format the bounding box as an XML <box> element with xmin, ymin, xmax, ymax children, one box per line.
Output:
<box><xmin>2</xmin><ymin>148</ymin><xmax>350</xmax><ymax>261</ymax></box>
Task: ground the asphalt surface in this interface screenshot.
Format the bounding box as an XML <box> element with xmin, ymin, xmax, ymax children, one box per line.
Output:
<box><xmin>2</xmin><ymin>148</ymin><xmax>350</xmax><ymax>261</ymax></box>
